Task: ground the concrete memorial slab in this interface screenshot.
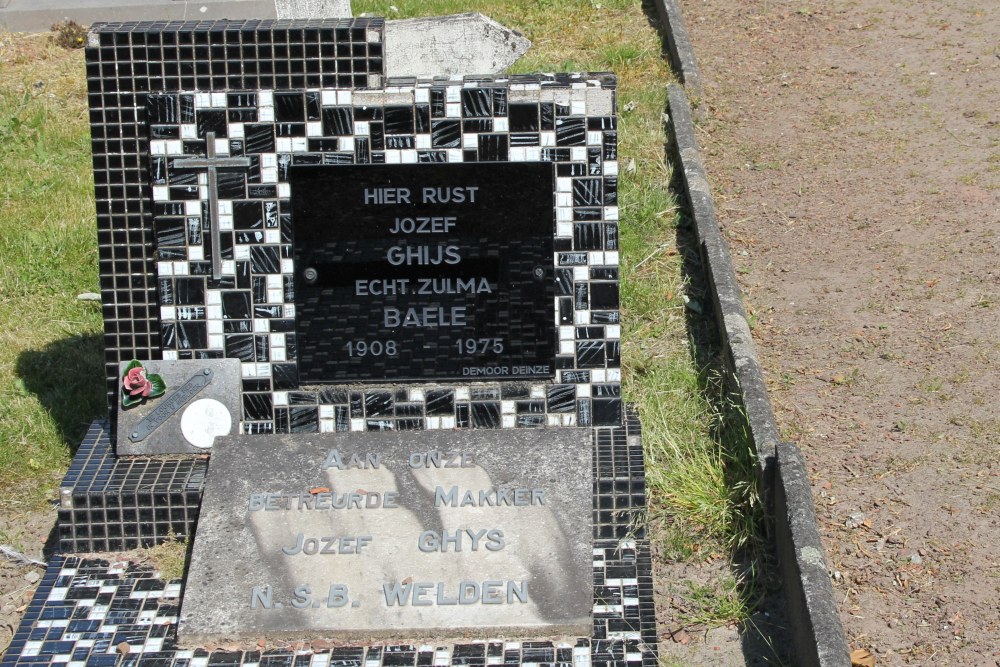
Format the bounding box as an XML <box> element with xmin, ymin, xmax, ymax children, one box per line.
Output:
<box><xmin>179</xmin><ymin>429</ymin><xmax>593</xmax><ymax>642</ymax></box>
<box><xmin>116</xmin><ymin>358</ymin><xmax>241</xmax><ymax>455</ymax></box>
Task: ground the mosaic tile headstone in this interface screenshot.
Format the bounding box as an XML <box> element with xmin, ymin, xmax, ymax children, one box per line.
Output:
<box><xmin>88</xmin><ymin>18</ymin><xmax>621</xmax><ymax>436</ymax></box>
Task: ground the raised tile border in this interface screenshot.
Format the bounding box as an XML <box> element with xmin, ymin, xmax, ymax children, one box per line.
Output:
<box><xmin>9</xmin><ymin>411</ymin><xmax>657</xmax><ymax>665</ymax></box>
<box><xmin>664</xmin><ymin>76</ymin><xmax>851</xmax><ymax>667</ymax></box>
<box><xmin>1</xmin><ymin>551</ymin><xmax>654</xmax><ymax>667</ymax></box>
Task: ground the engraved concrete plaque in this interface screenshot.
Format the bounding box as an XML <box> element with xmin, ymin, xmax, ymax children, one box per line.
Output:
<box><xmin>116</xmin><ymin>359</ymin><xmax>241</xmax><ymax>455</ymax></box>
<box><xmin>178</xmin><ymin>429</ymin><xmax>593</xmax><ymax>643</ymax></box>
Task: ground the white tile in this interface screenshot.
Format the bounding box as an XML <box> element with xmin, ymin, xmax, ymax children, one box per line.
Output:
<box><xmin>462</xmin><ymin>133</ymin><xmax>478</xmax><ymax>149</ymax></box>
<box><xmin>501</xmin><ymin>400</ymin><xmax>516</xmax><ymax>414</ymax></box>
<box><xmin>259</xmin><ymin>106</ymin><xmax>274</xmax><ymax>122</ymax></box>
<box><xmin>151</xmin><ymin>185</ymin><xmax>169</xmax><ymax>201</ymax></box>
<box><xmin>292</xmin><ymin>137</ymin><xmax>308</xmax><ymax>152</ymax></box>
<box><xmin>557</xmin><ymin>221</ymin><xmax>573</xmax><ymax>237</ymax></box>
<box><xmin>440</xmin><ymin>416</ymin><xmax>456</xmax><ymax>429</ymax></box>
<box><xmin>156</xmin><ymin>261</ymin><xmax>173</xmax><ymax>277</ymax></box>
<box><xmin>502</xmin><ymin>415</ymin><xmax>516</xmax><ymax>428</ymax></box>
<box><xmin>215</xmin><ymin>137</ymin><xmax>229</xmax><ymax>155</ymax></box>
<box><xmin>493</xmin><ymin>117</ymin><xmax>508</xmax><ymax>132</ymax></box>
<box><xmin>208</xmin><ymin>334</ymin><xmax>224</xmax><ymax>349</ymax></box>
<box><xmin>187</xmin><ymin>246</ymin><xmax>204</xmax><ymax>261</ymax></box>
<box><xmin>336</xmin><ymin>90</ymin><xmax>352</xmax><ymax>105</ymax></box>
<box><xmin>278</xmin><ymin>183</ymin><xmax>291</xmax><ymax>198</ymax></box>
<box><xmin>426</xmin><ymin>416</ymin><xmax>440</xmax><ymax>430</ymax></box>
<box><xmin>354</xmin><ymin>121</ymin><xmax>370</xmax><ymax>136</ymax></box>
<box><xmin>266</xmin><ymin>274</ymin><xmax>282</xmax><ymax>288</ymax></box>
<box><xmin>229</xmin><ymin>123</ymin><xmax>244</xmax><ymax>138</ymax></box>
<box><xmin>557</xmin><ymin>177</ymin><xmax>573</xmax><ymax>192</ymax></box>
<box><xmin>184</xmin><ymin>200</ymin><xmax>201</xmax><ymax>215</ymax></box>
<box><xmin>210</xmin><ymin>92</ymin><xmax>226</xmax><ymax>108</ymax></box>
<box><xmin>321</xmin><ymin>90</ymin><xmax>337</xmax><ymax>105</ymax></box>
<box><xmin>271</xmin><ymin>347</ymin><xmax>286</xmax><ymax>361</ymax></box>
<box><xmin>455</xmin><ymin>388</ymin><xmax>470</xmax><ymax>401</ymax></box>
<box><xmin>573</xmin><ymin>266</ymin><xmax>589</xmax><ymax>280</ymax></box>
<box><xmin>254</xmin><ymin>318</ymin><xmax>270</xmax><ymax>332</ymax></box>
<box><xmin>339</xmin><ymin>137</ymin><xmax>355</xmax><ymax>151</ymax></box>
<box><xmin>350</xmin><ymin>418</ymin><xmax>365</xmax><ymax>432</ymax></box>
<box><xmin>571</xmin><ymin>146</ymin><xmax>587</xmax><ymax>161</ymax></box>
<box><xmin>446</xmin><ymin>102</ymin><xmax>461</xmax><ymax>118</ymax></box>
<box><xmin>415</xmin><ymin>134</ymin><xmax>431</xmax><ymax>149</ymax></box>
<box><xmin>559</xmin><ymin>340</ymin><xmax>575</xmax><ymax>354</ymax></box>
<box><xmin>588</xmin><ymin>131</ymin><xmax>603</xmax><ymax>146</ymax></box>
<box><xmin>275</xmin><ymin>137</ymin><xmax>292</xmax><ymax>153</ymax></box>
<box><xmin>274</xmin><ymin>393</ymin><xmax>289</xmax><ymax>409</ymax></box>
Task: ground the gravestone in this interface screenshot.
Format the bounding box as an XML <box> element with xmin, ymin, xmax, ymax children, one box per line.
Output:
<box><xmin>0</xmin><ymin>15</ymin><xmax>656</xmax><ymax>667</ymax></box>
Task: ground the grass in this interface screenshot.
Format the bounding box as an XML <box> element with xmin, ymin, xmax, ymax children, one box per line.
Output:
<box><xmin>0</xmin><ymin>33</ymin><xmax>105</xmax><ymax>508</ymax></box>
<box><xmin>0</xmin><ymin>0</ymin><xmax>764</xmax><ymax>632</ymax></box>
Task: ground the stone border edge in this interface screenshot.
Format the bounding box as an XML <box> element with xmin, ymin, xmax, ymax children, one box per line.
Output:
<box><xmin>650</xmin><ymin>0</ymin><xmax>703</xmax><ymax>97</ymax></box>
<box><xmin>665</xmin><ymin>82</ymin><xmax>851</xmax><ymax>667</ymax></box>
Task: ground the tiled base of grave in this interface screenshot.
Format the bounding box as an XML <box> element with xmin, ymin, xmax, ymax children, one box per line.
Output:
<box><xmin>8</xmin><ymin>413</ymin><xmax>655</xmax><ymax>666</ymax></box>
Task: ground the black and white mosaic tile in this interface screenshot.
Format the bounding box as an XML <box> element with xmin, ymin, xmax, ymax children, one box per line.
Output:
<box><xmin>87</xmin><ymin>21</ymin><xmax>620</xmax><ymax>434</ymax></box>
<box><xmin>87</xmin><ymin>18</ymin><xmax>386</xmax><ymax>415</ymax></box>
<box><xmin>144</xmin><ymin>76</ymin><xmax>619</xmax><ymax>433</ymax></box>
<box><xmin>16</xmin><ymin>412</ymin><xmax>655</xmax><ymax>665</ymax></box>
<box><xmin>1</xmin><ymin>547</ymin><xmax>654</xmax><ymax>667</ymax></box>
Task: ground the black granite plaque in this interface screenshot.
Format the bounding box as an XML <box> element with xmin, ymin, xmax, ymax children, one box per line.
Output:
<box><xmin>291</xmin><ymin>162</ymin><xmax>556</xmax><ymax>383</ymax></box>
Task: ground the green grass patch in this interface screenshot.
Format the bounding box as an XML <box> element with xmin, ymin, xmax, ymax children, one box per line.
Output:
<box><xmin>0</xmin><ymin>34</ymin><xmax>104</xmax><ymax>507</ymax></box>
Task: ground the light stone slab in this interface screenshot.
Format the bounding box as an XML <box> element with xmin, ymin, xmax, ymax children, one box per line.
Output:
<box><xmin>178</xmin><ymin>429</ymin><xmax>593</xmax><ymax>643</ymax></box>
<box><xmin>384</xmin><ymin>13</ymin><xmax>531</xmax><ymax>77</ymax></box>
<box><xmin>274</xmin><ymin>0</ymin><xmax>350</xmax><ymax>19</ymax></box>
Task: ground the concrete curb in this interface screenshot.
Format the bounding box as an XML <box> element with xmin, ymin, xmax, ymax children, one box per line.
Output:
<box><xmin>650</xmin><ymin>0</ymin><xmax>702</xmax><ymax>98</ymax></box>
<box><xmin>664</xmin><ymin>82</ymin><xmax>851</xmax><ymax>667</ymax></box>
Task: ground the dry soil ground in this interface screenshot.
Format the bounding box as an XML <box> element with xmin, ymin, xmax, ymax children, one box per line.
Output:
<box><xmin>678</xmin><ymin>0</ymin><xmax>999</xmax><ymax>663</ymax></box>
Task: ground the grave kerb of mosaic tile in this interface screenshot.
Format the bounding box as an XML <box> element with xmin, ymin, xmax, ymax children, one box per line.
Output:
<box><xmin>178</xmin><ymin>429</ymin><xmax>594</xmax><ymax>643</ymax></box>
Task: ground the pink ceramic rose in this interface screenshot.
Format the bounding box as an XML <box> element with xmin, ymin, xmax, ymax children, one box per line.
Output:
<box><xmin>120</xmin><ymin>360</ymin><xmax>166</xmax><ymax>408</ymax></box>
<box><xmin>123</xmin><ymin>366</ymin><xmax>152</xmax><ymax>397</ymax></box>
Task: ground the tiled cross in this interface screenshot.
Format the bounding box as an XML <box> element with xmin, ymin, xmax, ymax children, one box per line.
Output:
<box><xmin>173</xmin><ymin>132</ymin><xmax>252</xmax><ymax>280</ymax></box>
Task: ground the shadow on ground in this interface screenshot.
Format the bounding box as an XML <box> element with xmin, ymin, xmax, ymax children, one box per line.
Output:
<box><xmin>15</xmin><ymin>333</ymin><xmax>106</xmax><ymax>454</ymax></box>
